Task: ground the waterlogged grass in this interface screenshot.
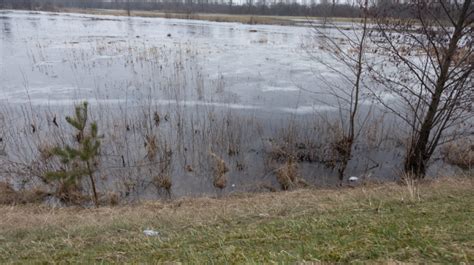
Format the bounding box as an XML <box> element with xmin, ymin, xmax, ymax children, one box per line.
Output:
<box><xmin>0</xmin><ymin>177</ymin><xmax>473</xmax><ymax>263</ymax></box>
<box><xmin>56</xmin><ymin>8</ymin><xmax>401</xmax><ymax>26</ymax></box>
<box><xmin>58</xmin><ymin>8</ymin><xmax>370</xmax><ymax>26</ymax></box>
<box><xmin>60</xmin><ymin>8</ymin><xmax>299</xmax><ymax>25</ymax></box>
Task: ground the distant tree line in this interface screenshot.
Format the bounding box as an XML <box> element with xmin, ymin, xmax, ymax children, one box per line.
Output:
<box><xmin>0</xmin><ymin>0</ymin><xmax>452</xmax><ymax>18</ymax></box>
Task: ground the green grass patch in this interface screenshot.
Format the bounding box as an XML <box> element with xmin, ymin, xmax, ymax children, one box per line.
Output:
<box><xmin>0</xmin><ymin>178</ymin><xmax>473</xmax><ymax>263</ymax></box>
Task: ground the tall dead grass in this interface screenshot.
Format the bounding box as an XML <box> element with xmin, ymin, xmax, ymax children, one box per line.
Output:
<box><xmin>0</xmin><ymin>27</ymin><xmax>469</xmax><ymax>207</ymax></box>
<box><xmin>210</xmin><ymin>152</ymin><xmax>229</xmax><ymax>191</ymax></box>
<box><xmin>441</xmin><ymin>138</ymin><xmax>473</xmax><ymax>170</ymax></box>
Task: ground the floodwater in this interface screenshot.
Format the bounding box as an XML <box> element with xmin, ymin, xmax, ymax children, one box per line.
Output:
<box><xmin>0</xmin><ymin>10</ymin><xmax>460</xmax><ymax>200</ymax></box>
<box><xmin>0</xmin><ymin>10</ymin><xmax>336</xmax><ymax>111</ymax></box>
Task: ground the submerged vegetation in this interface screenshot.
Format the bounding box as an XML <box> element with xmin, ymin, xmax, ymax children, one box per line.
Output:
<box><xmin>0</xmin><ymin>1</ymin><xmax>472</xmax><ymax>206</ymax></box>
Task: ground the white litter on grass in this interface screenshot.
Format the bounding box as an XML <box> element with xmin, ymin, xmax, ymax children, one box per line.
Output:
<box><xmin>143</xmin><ymin>229</ymin><xmax>160</xmax><ymax>237</ymax></box>
<box><xmin>348</xmin><ymin>176</ymin><xmax>359</xmax><ymax>182</ymax></box>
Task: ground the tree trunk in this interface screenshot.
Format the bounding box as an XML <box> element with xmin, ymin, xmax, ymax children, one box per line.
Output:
<box><xmin>337</xmin><ymin>0</ymin><xmax>368</xmax><ymax>184</ymax></box>
<box><xmin>86</xmin><ymin>161</ymin><xmax>99</xmax><ymax>207</ymax></box>
<box><xmin>404</xmin><ymin>0</ymin><xmax>471</xmax><ymax>178</ymax></box>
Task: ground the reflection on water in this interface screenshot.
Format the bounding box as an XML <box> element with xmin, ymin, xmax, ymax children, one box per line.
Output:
<box><xmin>1</xmin><ymin>15</ymin><xmax>11</xmax><ymax>37</ymax></box>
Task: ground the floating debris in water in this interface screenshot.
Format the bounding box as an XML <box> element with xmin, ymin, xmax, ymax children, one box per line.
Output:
<box><xmin>348</xmin><ymin>176</ymin><xmax>359</xmax><ymax>182</ymax></box>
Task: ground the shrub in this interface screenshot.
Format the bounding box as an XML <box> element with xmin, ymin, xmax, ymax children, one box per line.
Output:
<box><xmin>441</xmin><ymin>138</ymin><xmax>473</xmax><ymax>170</ymax></box>
<box><xmin>45</xmin><ymin>102</ymin><xmax>102</xmax><ymax>207</ymax></box>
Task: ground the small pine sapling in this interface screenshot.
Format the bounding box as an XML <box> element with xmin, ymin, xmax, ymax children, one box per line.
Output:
<box><xmin>46</xmin><ymin>102</ymin><xmax>101</xmax><ymax>207</ymax></box>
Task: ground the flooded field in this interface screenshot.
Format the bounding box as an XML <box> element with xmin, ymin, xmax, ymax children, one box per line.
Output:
<box><xmin>0</xmin><ymin>10</ymin><xmax>464</xmax><ymax>202</ymax></box>
<box><xmin>0</xmin><ymin>10</ymin><xmax>329</xmax><ymax>109</ymax></box>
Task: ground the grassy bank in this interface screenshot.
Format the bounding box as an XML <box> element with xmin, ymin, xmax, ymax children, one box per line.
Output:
<box><xmin>0</xmin><ymin>177</ymin><xmax>473</xmax><ymax>263</ymax></box>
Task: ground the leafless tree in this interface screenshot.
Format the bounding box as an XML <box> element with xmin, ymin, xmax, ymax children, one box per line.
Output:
<box><xmin>371</xmin><ymin>0</ymin><xmax>473</xmax><ymax>177</ymax></box>
<box><xmin>307</xmin><ymin>0</ymin><xmax>372</xmax><ymax>182</ymax></box>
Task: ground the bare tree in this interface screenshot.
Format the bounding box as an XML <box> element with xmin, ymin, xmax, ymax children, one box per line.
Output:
<box><xmin>372</xmin><ymin>0</ymin><xmax>473</xmax><ymax>177</ymax></box>
<box><xmin>307</xmin><ymin>0</ymin><xmax>372</xmax><ymax>183</ymax></box>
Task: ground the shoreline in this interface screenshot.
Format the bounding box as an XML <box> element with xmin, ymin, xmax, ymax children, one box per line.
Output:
<box><xmin>1</xmin><ymin>176</ymin><xmax>472</xmax><ymax>263</ymax></box>
<box><xmin>1</xmin><ymin>7</ymin><xmax>362</xmax><ymax>26</ymax></box>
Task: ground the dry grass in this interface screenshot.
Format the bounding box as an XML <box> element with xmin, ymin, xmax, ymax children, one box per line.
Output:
<box><xmin>210</xmin><ymin>152</ymin><xmax>229</xmax><ymax>190</ymax></box>
<box><xmin>276</xmin><ymin>157</ymin><xmax>299</xmax><ymax>190</ymax></box>
<box><xmin>152</xmin><ymin>174</ymin><xmax>172</xmax><ymax>196</ymax></box>
<box><xmin>0</xmin><ymin>176</ymin><xmax>472</xmax><ymax>263</ymax></box>
<box><xmin>58</xmin><ymin>8</ymin><xmax>297</xmax><ymax>26</ymax></box>
<box><xmin>145</xmin><ymin>134</ymin><xmax>158</xmax><ymax>161</ymax></box>
<box><xmin>400</xmin><ymin>173</ymin><xmax>421</xmax><ymax>202</ymax></box>
<box><xmin>441</xmin><ymin>138</ymin><xmax>473</xmax><ymax>170</ymax></box>
<box><xmin>0</xmin><ymin>182</ymin><xmax>49</xmax><ymax>205</ymax></box>
<box><xmin>52</xmin><ymin>8</ymin><xmax>408</xmax><ymax>26</ymax></box>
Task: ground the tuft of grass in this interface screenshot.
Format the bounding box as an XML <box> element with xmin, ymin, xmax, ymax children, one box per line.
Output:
<box><xmin>276</xmin><ymin>156</ymin><xmax>299</xmax><ymax>190</ymax></box>
<box><xmin>0</xmin><ymin>177</ymin><xmax>473</xmax><ymax>263</ymax></box>
<box><xmin>441</xmin><ymin>138</ymin><xmax>473</xmax><ymax>170</ymax></box>
<box><xmin>401</xmin><ymin>173</ymin><xmax>421</xmax><ymax>202</ymax></box>
<box><xmin>210</xmin><ymin>152</ymin><xmax>229</xmax><ymax>190</ymax></box>
<box><xmin>153</xmin><ymin>174</ymin><xmax>172</xmax><ymax>198</ymax></box>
